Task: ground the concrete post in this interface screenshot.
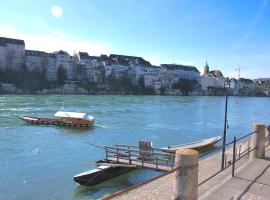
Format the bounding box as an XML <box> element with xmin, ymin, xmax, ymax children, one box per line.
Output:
<box><xmin>172</xmin><ymin>149</ymin><xmax>198</xmax><ymax>200</ymax></box>
<box><xmin>250</xmin><ymin>123</ymin><xmax>266</xmax><ymax>160</ymax></box>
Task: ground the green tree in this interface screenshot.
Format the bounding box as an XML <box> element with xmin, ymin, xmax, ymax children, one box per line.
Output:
<box><xmin>138</xmin><ymin>76</ymin><xmax>145</xmax><ymax>89</ymax></box>
<box><xmin>57</xmin><ymin>65</ymin><xmax>67</xmax><ymax>86</ymax></box>
<box><xmin>173</xmin><ymin>79</ymin><xmax>196</xmax><ymax>95</ymax></box>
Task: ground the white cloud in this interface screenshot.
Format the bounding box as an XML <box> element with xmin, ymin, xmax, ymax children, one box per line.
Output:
<box><xmin>51</xmin><ymin>5</ymin><xmax>63</xmax><ymax>18</ymax></box>
<box><xmin>0</xmin><ymin>25</ymin><xmax>111</xmax><ymax>55</ymax></box>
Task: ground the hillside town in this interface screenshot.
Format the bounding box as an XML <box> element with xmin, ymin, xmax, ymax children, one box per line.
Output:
<box><xmin>0</xmin><ymin>36</ymin><xmax>269</xmax><ymax>96</ymax></box>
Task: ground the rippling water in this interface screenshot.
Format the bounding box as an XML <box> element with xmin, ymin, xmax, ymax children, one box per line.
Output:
<box><xmin>0</xmin><ymin>95</ymin><xmax>269</xmax><ymax>199</ymax></box>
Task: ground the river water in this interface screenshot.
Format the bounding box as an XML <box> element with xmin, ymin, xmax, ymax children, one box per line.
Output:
<box><xmin>0</xmin><ymin>95</ymin><xmax>269</xmax><ymax>199</ymax></box>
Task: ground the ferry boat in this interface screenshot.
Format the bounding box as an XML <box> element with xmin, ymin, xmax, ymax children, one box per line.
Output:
<box><xmin>19</xmin><ymin>111</ymin><xmax>95</xmax><ymax>127</ymax></box>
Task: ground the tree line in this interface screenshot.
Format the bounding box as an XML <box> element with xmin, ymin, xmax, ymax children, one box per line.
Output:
<box><xmin>0</xmin><ymin>64</ymin><xmax>198</xmax><ymax>95</ymax></box>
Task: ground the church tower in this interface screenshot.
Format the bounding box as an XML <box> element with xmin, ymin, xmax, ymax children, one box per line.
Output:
<box><xmin>204</xmin><ymin>60</ymin><xmax>209</xmax><ymax>75</ymax></box>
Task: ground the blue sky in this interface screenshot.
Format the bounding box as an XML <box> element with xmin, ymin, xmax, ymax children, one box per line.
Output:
<box><xmin>0</xmin><ymin>0</ymin><xmax>269</xmax><ymax>78</ymax></box>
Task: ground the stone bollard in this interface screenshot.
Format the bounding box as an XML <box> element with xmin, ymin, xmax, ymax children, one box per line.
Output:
<box><xmin>250</xmin><ymin>123</ymin><xmax>266</xmax><ymax>160</ymax></box>
<box><xmin>172</xmin><ymin>149</ymin><xmax>198</xmax><ymax>200</ymax></box>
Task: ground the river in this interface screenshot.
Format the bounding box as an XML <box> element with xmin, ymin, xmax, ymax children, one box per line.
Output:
<box><xmin>0</xmin><ymin>95</ymin><xmax>269</xmax><ymax>199</ymax></box>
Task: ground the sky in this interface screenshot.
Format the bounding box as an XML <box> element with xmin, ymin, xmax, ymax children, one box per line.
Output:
<box><xmin>0</xmin><ymin>0</ymin><xmax>269</xmax><ymax>79</ymax></box>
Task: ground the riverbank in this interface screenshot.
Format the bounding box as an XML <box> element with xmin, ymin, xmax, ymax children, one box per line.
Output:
<box><xmin>1</xmin><ymin>82</ymin><xmax>268</xmax><ymax>96</ymax></box>
<box><xmin>1</xmin><ymin>95</ymin><xmax>270</xmax><ymax>199</ymax></box>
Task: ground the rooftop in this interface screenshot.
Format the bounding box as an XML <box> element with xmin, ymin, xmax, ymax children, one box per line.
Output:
<box><xmin>161</xmin><ymin>64</ymin><xmax>199</xmax><ymax>72</ymax></box>
<box><xmin>25</xmin><ymin>50</ymin><xmax>47</xmax><ymax>57</ymax></box>
<box><xmin>0</xmin><ymin>37</ymin><xmax>25</xmax><ymax>46</ymax></box>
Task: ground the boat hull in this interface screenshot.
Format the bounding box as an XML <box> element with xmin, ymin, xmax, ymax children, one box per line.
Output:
<box><xmin>19</xmin><ymin>116</ymin><xmax>94</xmax><ymax>127</ymax></box>
<box><xmin>161</xmin><ymin>136</ymin><xmax>222</xmax><ymax>154</ymax></box>
<box><xmin>73</xmin><ymin>166</ymin><xmax>134</xmax><ymax>186</ymax></box>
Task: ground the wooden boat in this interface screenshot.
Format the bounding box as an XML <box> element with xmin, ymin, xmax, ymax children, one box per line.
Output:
<box><xmin>161</xmin><ymin>136</ymin><xmax>222</xmax><ymax>153</ymax></box>
<box><xmin>19</xmin><ymin>111</ymin><xmax>95</xmax><ymax>127</ymax></box>
<box><xmin>73</xmin><ymin>160</ymin><xmax>135</xmax><ymax>186</ymax></box>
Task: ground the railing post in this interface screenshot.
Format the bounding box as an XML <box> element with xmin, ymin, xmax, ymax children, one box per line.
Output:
<box><xmin>128</xmin><ymin>146</ymin><xmax>131</xmax><ymax>165</ymax></box>
<box><xmin>105</xmin><ymin>146</ymin><xmax>108</xmax><ymax>161</ymax></box>
<box><xmin>232</xmin><ymin>136</ymin><xmax>236</xmax><ymax>177</ymax></box>
<box><xmin>250</xmin><ymin>123</ymin><xmax>266</xmax><ymax>160</ymax></box>
<box><xmin>224</xmin><ymin>154</ymin><xmax>227</xmax><ymax>167</ymax></box>
<box><xmin>116</xmin><ymin>146</ymin><xmax>119</xmax><ymax>163</ymax></box>
<box><xmin>155</xmin><ymin>153</ymin><xmax>158</xmax><ymax>170</ymax></box>
<box><xmin>172</xmin><ymin>149</ymin><xmax>198</xmax><ymax>200</ymax></box>
<box><xmin>142</xmin><ymin>153</ymin><xmax>144</xmax><ymax>167</ymax></box>
<box><xmin>238</xmin><ymin>144</ymin><xmax>241</xmax><ymax>159</ymax></box>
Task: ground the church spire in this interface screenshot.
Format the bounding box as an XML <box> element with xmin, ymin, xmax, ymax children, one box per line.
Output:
<box><xmin>204</xmin><ymin>60</ymin><xmax>209</xmax><ymax>75</ymax></box>
<box><xmin>205</xmin><ymin>60</ymin><xmax>209</xmax><ymax>67</ymax></box>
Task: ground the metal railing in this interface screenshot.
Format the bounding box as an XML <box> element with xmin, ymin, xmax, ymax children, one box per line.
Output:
<box><xmin>104</xmin><ymin>144</ymin><xmax>175</xmax><ymax>171</ymax></box>
<box><xmin>199</xmin><ymin>130</ymin><xmax>258</xmax><ymax>186</ymax></box>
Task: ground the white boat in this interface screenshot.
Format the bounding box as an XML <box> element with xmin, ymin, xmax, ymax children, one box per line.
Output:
<box><xmin>19</xmin><ymin>111</ymin><xmax>95</xmax><ymax>127</ymax></box>
<box><xmin>161</xmin><ymin>136</ymin><xmax>222</xmax><ymax>153</ymax></box>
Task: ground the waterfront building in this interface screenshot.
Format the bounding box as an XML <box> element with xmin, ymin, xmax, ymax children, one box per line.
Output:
<box><xmin>108</xmin><ymin>54</ymin><xmax>152</xmax><ymax>82</ymax></box>
<box><xmin>161</xmin><ymin>64</ymin><xmax>200</xmax><ymax>80</ymax></box>
<box><xmin>46</xmin><ymin>53</ymin><xmax>57</xmax><ymax>81</ymax></box>
<box><xmin>143</xmin><ymin>73</ymin><xmax>162</xmax><ymax>90</ymax></box>
<box><xmin>25</xmin><ymin>50</ymin><xmax>48</xmax><ymax>72</ymax></box>
<box><xmin>130</xmin><ymin>65</ymin><xmax>161</xmax><ymax>85</ymax></box>
<box><xmin>255</xmin><ymin>78</ymin><xmax>270</xmax><ymax>96</ymax></box>
<box><xmin>0</xmin><ymin>37</ymin><xmax>25</xmax><ymax>71</ymax></box>
<box><xmin>159</xmin><ymin>68</ymin><xmax>178</xmax><ymax>90</ymax></box>
<box><xmin>199</xmin><ymin>61</ymin><xmax>225</xmax><ymax>91</ymax></box>
<box><xmin>199</xmin><ymin>75</ymin><xmax>225</xmax><ymax>90</ymax></box>
<box><xmin>47</xmin><ymin>50</ymin><xmax>74</xmax><ymax>81</ymax></box>
<box><xmin>229</xmin><ymin>78</ymin><xmax>239</xmax><ymax>95</ymax></box>
<box><xmin>237</xmin><ymin>78</ymin><xmax>255</xmax><ymax>95</ymax></box>
<box><xmin>77</xmin><ymin>52</ymin><xmax>97</xmax><ymax>69</ymax></box>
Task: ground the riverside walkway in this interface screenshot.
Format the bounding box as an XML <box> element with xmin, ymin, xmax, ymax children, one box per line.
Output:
<box><xmin>103</xmin><ymin>147</ymin><xmax>270</xmax><ymax>200</ymax></box>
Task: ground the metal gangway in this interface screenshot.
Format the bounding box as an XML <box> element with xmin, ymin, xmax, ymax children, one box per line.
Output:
<box><xmin>104</xmin><ymin>142</ymin><xmax>175</xmax><ymax>171</ymax></box>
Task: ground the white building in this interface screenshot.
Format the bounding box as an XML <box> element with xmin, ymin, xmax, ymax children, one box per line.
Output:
<box><xmin>143</xmin><ymin>73</ymin><xmax>161</xmax><ymax>90</ymax></box>
<box><xmin>25</xmin><ymin>50</ymin><xmax>48</xmax><ymax>72</ymax></box>
<box><xmin>0</xmin><ymin>37</ymin><xmax>25</xmax><ymax>71</ymax></box>
<box><xmin>46</xmin><ymin>53</ymin><xmax>57</xmax><ymax>81</ymax></box>
<box><xmin>237</xmin><ymin>78</ymin><xmax>255</xmax><ymax>95</ymax></box>
<box><xmin>199</xmin><ymin>75</ymin><xmax>225</xmax><ymax>90</ymax></box>
<box><xmin>46</xmin><ymin>50</ymin><xmax>72</xmax><ymax>81</ymax></box>
<box><xmin>199</xmin><ymin>61</ymin><xmax>225</xmax><ymax>91</ymax></box>
<box><xmin>161</xmin><ymin>64</ymin><xmax>200</xmax><ymax>80</ymax></box>
<box><xmin>130</xmin><ymin>65</ymin><xmax>161</xmax><ymax>85</ymax></box>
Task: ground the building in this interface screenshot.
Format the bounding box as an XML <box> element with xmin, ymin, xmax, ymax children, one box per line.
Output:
<box><xmin>238</xmin><ymin>78</ymin><xmax>255</xmax><ymax>95</ymax></box>
<box><xmin>199</xmin><ymin>61</ymin><xmax>225</xmax><ymax>91</ymax></box>
<box><xmin>199</xmin><ymin>75</ymin><xmax>225</xmax><ymax>90</ymax></box>
<box><xmin>25</xmin><ymin>50</ymin><xmax>48</xmax><ymax>72</ymax></box>
<box><xmin>47</xmin><ymin>50</ymin><xmax>72</xmax><ymax>81</ymax></box>
<box><xmin>229</xmin><ymin>78</ymin><xmax>239</xmax><ymax>95</ymax></box>
<box><xmin>0</xmin><ymin>37</ymin><xmax>25</xmax><ymax>71</ymax></box>
<box><xmin>203</xmin><ymin>61</ymin><xmax>209</xmax><ymax>75</ymax></box>
<box><xmin>255</xmin><ymin>78</ymin><xmax>270</xmax><ymax>96</ymax></box>
<box><xmin>161</xmin><ymin>64</ymin><xmax>200</xmax><ymax>80</ymax></box>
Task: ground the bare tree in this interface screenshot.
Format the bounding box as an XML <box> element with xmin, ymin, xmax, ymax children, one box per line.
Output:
<box><xmin>41</xmin><ymin>54</ymin><xmax>49</xmax><ymax>74</ymax></box>
<box><xmin>160</xmin><ymin>70</ymin><xmax>175</xmax><ymax>94</ymax></box>
<box><xmin>6</xmin><ymin>49</ymin><xmax>15</xmax><ymax>71</ymax></box>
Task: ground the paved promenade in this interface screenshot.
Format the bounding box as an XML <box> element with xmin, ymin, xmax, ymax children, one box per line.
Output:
<box><xmin>103</xmin><ymin>142</ymin><xmax>270</xmax><ymax>200</ymax></box>
<box><xmin>202</xmin><ymin>152</ymin><xmax>270</xmax><ymax>200</ymax></box>
<box><xmin>105</xmin><ymin>147</ymin><xmax>251</xmax><ymax>200</ymax></box>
